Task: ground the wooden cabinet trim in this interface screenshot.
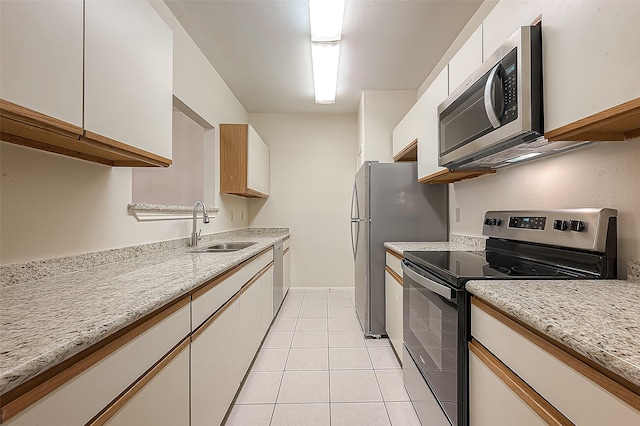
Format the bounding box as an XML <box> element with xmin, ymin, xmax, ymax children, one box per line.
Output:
<box><xmin>0</xmin><ymin>295</ymin><xmax>190</xmax><ymax>423</ymax></box>
<box><xmin>545</xmin><ymin>97</ymin><xmax>640</xmax><ymax>142</ymax></box>
<box><xmin>472</xmin><ymin>297</ymin><xmax>640</xmax><ymax>409</ymax></box>
<box><xmin>418</xmin><ymin>168</ymin><xmax>496</xmax><ymax>184</ymax></box>
<box><xmin>393</xmin><ymin>138</ymin><xmax>418</xmax><ymax>162</ymax></box>
<box><xmin>283</xmin><ymin>247</ymin><xmax>290</xmax><ymax>255</ymax></box>
<box><xmin>220</xmin><ymin>123</ymin><xmax>249</xmax><ymax>195</ymax></box>
<box><xmin>86</xmin><ymin>337</ymin><xmax>190</xmax><ymax>426</ymax></box>
<box><xmin>469</xmin><ymin>339</ymin><xmax>573</xmax><ymax>426</ymax></box>
<box><xmin>385</xmin><ymin>265</ymin><xmax>403</xmax><ymax>286</ymax></box>
<box><xmin>1</xmin><ymin>98</ymin><xmax>82</xmax><ymax>137</ymax></box>
<box><xmin>191</xmin><ymin>247</ymin><xmax>274</xmax><ymax>301</ymax></box>
<box><xmin>1</xmin><ymin>99</ymin><xmax>171</xmax><ymax>168</ymax></box>
<box><xmin>82</xmin><ymin>131</ymin><xmax>171</xmax><ymax>167</ymax></box>
<box><xmin>385</xmin><ymin>249</ymin><xmax>403</xmax><ymax>261</ymax></box>
<box><xmin>245</xmin><ymin>188</ymin><xmax>269</xmax><ymax>198</ymax></box>
<box><xmin>240</xmin><ymin>262</ymin><xmax>274</xmax><ymax>296</ymax></box>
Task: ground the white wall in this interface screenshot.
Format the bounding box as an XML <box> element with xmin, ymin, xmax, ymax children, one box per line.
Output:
<box><xmin>449</xmin><ymin>139</ymin><xmax>640</xmax><ymax>278</ymax></box>
<box><xmin>0</xmin><ymin>1</ymin><xmax>249</xmax><ymax>265</ymax></box>
<box><xmin>248</xmin><ymin>113</ymin><xmax>358</xmax><ymax>288</ymax></box>
<box><xmin>357</xmin><ymin>90</ymin><xmax>416</xmax><ymax>168</ymax></box>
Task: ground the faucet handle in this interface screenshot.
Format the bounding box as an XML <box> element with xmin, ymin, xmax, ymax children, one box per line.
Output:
<box><xmin>197</xmin><ymin>229</ymin><xmax>202</xmax><ymax>241</ymax></box>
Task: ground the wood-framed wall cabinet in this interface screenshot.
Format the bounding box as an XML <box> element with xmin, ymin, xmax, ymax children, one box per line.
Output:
<box><xmin>220</xmin><ymin>123</ymin><xmax>270</xmax><ymax>198</ymax></box>
<box><xmin>0</xmin><ymin>0</ymin><xmax>173</xmax><ymax>167</ymax></box>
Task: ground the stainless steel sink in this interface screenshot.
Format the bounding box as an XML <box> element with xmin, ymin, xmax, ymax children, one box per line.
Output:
<box><xmin>191</xmin><ymin>241</ymin><xmax>257</xmax><ymax>253</ymax></box>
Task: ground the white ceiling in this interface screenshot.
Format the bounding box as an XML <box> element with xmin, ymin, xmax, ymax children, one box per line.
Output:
<box><xmin>164</xmin><ymin>0</ymin><xmax>484</xmax><ymax>114</ymax></box>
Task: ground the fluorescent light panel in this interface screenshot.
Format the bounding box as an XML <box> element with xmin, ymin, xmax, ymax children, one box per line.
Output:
<box><xmin>312</xmin><ymin>42</ymin><xmax>340</xmax><ymax>104</ymax></box>
<box><xmin>309</xmin><ymin>0</ymin><xmax>345</xmax><ymax>41</ymax></box>
<box><xmin>506</xmin><ymin>152</ymin><xmax>543</xmax><ymax>163</ymax></box>
<box><xmin>309</xmin><ymin>0</ymin><xmax>345</xmax><ymax>104</ymax></box>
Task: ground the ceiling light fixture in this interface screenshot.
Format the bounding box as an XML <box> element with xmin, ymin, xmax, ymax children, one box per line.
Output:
<box><xmin>309</xmin><ymin>0</ymin><xmax>345</xmax><ymax>104</ymax></box>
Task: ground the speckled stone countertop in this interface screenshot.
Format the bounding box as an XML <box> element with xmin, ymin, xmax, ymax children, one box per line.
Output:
<box><xmin>0</xmin><ymin>229</ymin><xmax>289</xmax><ymax>395</ymax></box>
<box><xmin>467</xmin><ymin>280</ymin><xmax>640</xmax><ymax>388</ymax></box>
<box><xmin>384</xmin><ymin>234</ymin><xmax>486</xmax><ymax>255</ymax></box>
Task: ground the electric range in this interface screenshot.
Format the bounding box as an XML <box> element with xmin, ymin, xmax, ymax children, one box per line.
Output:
<box><xmin>402</xmin><ymin>208</ymin><xmax>618</xmax><ymax>426</ymax></box>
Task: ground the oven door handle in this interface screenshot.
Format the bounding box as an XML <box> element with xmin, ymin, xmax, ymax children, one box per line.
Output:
<box><xmin>402</xmin><ymin>260</ymin><xmax>455</xmax><ymax>302</ymax></box>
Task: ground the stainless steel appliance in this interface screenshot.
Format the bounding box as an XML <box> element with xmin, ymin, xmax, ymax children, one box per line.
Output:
<box><xmin>403</xmin><ymin>208</ymin><xmax>618</xmax><ymax>426</ymax></box>
<box><xmin>437</xmin><ymin>25</ymin><xmax>589</xmax><ymax>170</ymax></box>
<box><xmin>350</xmin><ymin>161</ymin><xmax>447</xmax><ymax>338</ymax></box>
<box><xmin>273</xmin><ymin>240</ymin><xmax>284</xmax><ymax>314</ymax></box>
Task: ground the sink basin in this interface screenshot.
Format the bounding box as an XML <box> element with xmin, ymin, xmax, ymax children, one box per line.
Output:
<box><xmin>191</xmin><ymin>241</ymin><xmax>257</xmax><ymax>253</ymax></box>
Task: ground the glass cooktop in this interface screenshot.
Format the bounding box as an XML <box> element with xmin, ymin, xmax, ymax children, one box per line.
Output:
<box><xmin>403</xmin><ymin>250</ymin><xmax>586</xmax><ymax>287</ymax></box>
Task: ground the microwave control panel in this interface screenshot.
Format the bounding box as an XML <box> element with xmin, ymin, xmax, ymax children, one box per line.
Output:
<box><xmin>501</xmin><ymin>47</ymin><xmax>518</xmax><ymax>125</ymax></box>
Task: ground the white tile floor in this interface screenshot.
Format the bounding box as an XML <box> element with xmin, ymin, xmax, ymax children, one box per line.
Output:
<box><xmin>225</xmin><ymin>288</ymin><xmax>421</xmax><ymax>426</ymax></box>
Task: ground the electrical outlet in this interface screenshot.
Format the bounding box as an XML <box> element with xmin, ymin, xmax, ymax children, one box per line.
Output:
<box><xmin>455</xmin><ymin>208</ymin><xmax>461</xmax><ymax>223</ymax></box>
<box><xmin>230</xmin><ymin>211</ymin><xmax>234</xmax><ymax>222</ymax></box>
<box><xmin>241</xmin><ymin>210</ymin><xmax>244</xmax><ymax>221</ymax></box>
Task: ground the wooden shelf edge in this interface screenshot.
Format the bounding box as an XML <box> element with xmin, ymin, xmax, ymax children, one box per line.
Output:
<box><xmin>1</xmin><ymin>99</ymin><xmax>171</xmax><ymax>168</ymax></box>
<box><xmin>418</xmin><ymin>168</ymin><xmax>496</xmax><ymax>184</ymax></box>
<box><xmin>393</xmin><ymin>139</ymin><xmax>418</xmax><ymax>162</ymax></box>
<box><xmin>545</xmin><ymin>97</ymin><xmax>640</xmax><ymax>142</ymax></box>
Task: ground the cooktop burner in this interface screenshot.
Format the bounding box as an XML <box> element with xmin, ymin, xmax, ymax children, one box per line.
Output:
<box><xmin>403</xmin><ymin>249</ymin><xmax>584</xmax><ymax>288</ymax></box>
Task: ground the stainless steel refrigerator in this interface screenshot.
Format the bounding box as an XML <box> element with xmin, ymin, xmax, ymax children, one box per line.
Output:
<box><xmin>350</xmin><ymin>161</ymin><xmax>448</xmax><ymax>337</ymax></box>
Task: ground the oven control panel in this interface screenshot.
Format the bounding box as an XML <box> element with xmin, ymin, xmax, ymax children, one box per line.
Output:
<box><xmin>481</xmin><ymin>209</ymin><xmax>617</xmax><ymax>252</ymax></box>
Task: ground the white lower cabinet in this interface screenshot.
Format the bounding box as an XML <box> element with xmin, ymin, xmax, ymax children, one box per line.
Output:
<box><xmin>283</xmin><ymin>240</ymin><xmax>291</xmax><ymax>295</ymax></box>
<box><xmin>384</xmin><ymin>250</ymin><xmax>403</xmax><ymax>362</ymax></box>
<box><xmin>470</xmin><ymin>297</ymin><xmax>640</xmax><ymax>426</ymax></box>
<box><xmin>103</xmin><ymin>340</ymin><xmax>190</xmax><ymax>426</ymax></box>
<box><xmin>240</xmin><ymin>277</ymin><xmax>263</xmax><ymax>375</ymax></box>
<box><xmin>191</xmin><ymin>299</ymin><xmax>241</xmax><ymax>426</ymax></box>
<box><xmin>260</xmin><ymin>265</ymin><xmax>274</xmax><ymax>336</ymax></box>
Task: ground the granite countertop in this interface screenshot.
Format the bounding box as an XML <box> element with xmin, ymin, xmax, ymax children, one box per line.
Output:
<box><xmin>0</xmin><ymin>229</ymin><xmax>289</xmax><ymax>395</ymax></box>
<box><xmin>385</xmin><ymin>234</ymin><xmax>486</xmax><ymax>255</ymax></box>
<box><xmin>467</xmin><ymin>279</ymin><xmax>640</xmax><ymax>389</ymax></box>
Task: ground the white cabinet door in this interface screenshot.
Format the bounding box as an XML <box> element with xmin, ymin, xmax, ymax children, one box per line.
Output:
<box><xmin>384</xmin><ymin>270</ymin><xmax>402</xmax><ymax>361</ymax></box>
<box><xmin>104</xmin><ymin>342</ymin><xmax>189</xmax><ymax>426</ymax></box>
<box><xmin>191</xmin><ymin>300</ymin><xmax>241</xmax><ymax>426</ymax></box>
<box><xmin>448</xmin><ymin>26</ymin><xmax>483</xmax><ymax>94</ymax></box>
<box><xmin>260</xmin><ymin>266</ymin><xmax>274</xmax><ymax>336</ymax></box>
<box><xmin>239</xmin><ymin>279</ymin><xmax>262</xmax><ymax>375</ymax></box>
<box><xmin>247</xmin><ymin>126</ymin><xmax>270</xmax><ymax>196</ymax></box>
<box><xmin>541</xmin><ymin>0</ymin><xmax>640</xmax><ymax>131</ymax></box>
<box><xmin>0</xmin><ymin>0</ymin><xmax>83</xmax><ymax>127</ymax></box>
<box><xmin>417</xmin><ymin>66</ymin><xmax>449</xmax><ymax>181</ymax></box>
<box><xmin>84</xmin><ymin>0</ymin><xmax>172</xmax><ymax>160</ymax></box>
<box><xmin>283</xmin><ymin>249</ymin><xmax>291</xmax><ymax>294</ymax></box>
<box><xmin>392</xmin><ymin>116</ymin><xmax>406</xmax><ymax>159</ymax></box>
<box><xmin>482</xmin><ymin>1</ymin><xmax>542</xmax><ymax>62</ymax></box>
<box><xmin>469</xmin><ymin>347</ymin><xmax>548</xmax><ymax>426</ymax></box>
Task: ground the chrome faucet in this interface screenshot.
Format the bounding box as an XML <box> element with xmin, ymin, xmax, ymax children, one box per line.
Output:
<box><xmin>191</xmin><ymin>201</ymin><xmax>210</xmax><ymax>247</ymax></box>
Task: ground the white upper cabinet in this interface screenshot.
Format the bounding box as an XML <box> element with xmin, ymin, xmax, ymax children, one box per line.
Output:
<box><xmin>0</xmin><ymin>0</ymin><xmax>83</xmax><ymax>128</ymax></box>
<box><xmin>84</xmin><ymin>0</ymin><xmax>173</xmax><ymax>161</ymax></box>
<box><xmin>448</xmin><ymin>26</ymin><xmax>483</xmax><ymax>94</ymax></box>
<box><xmin>247</xmin><ymin>126</ymin><xmax>271</xmax><ymax>197</ymax></box>
<box><xmin>483</xmin><ymin>0</ymin><xmax>640</xmax><ymax>134</ymax></box>
<box><xmin>541</xmin><ymin>0</ymin><xmax>640</xmax><ymax>131</ymax></box>
<box><xmin>392</xmin><ymin>103</ymin><xmax>419</xmax><ymax>161</ymax></box>
<box><xmin>417</xmin><ymin>66</ymin><xmax>449</xmax><ymax>181</ymax></box>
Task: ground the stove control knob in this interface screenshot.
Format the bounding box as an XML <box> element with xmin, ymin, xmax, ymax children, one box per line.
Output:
<box><xmin>553</xmin><ymin>220</ymin><xmax>568</xmax><ymax>231</ymax></box>
<box><xmin>494</xmin><ymin>218</ymin><xmax>502</xmax><ymax>226</ymax></box>
<box><xmin>484</xmin><ymin>218</ymin><xmax>492</xmax><ymax>225</ymax></box>
<box><xmin>570</xmin><ymin>220</ymin><xmax>585</xmax><ymax>232</ymax></box>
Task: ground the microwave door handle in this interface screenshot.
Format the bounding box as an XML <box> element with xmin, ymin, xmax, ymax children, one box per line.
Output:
<box><xmin>484</xmin><ymin>64</ymin><xmax>504</xmax><ymax>128</ymax></box>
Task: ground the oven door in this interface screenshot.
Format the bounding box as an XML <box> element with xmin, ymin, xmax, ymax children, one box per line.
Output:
<box><xmin>402</xmin><ymin>259</ymin><xmax>467</xmax><ymax>426</ymax></box>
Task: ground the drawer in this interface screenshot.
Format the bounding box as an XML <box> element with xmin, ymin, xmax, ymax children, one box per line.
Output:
<box><xmin>471</xmin><ymin>298</ymin><xmax>640</xmax><ymax>425</ymax></box>
<box><xmin>385</xmin><ymin>250</ymin><xmax>403</xmax><ymax>278</ymax></box>
<box><xmin>5</xmin><ymin>299</ymin><xmax>190</xmax><ymax>426</ymax></box>
<box><xmin>283</xmin><ymin>237</ymin><xmax>290</xmax><ymax>251</ymax></box>
<box><xmin>191</xmin><ymin>249</ymin><xmax>273</xmax><ymax>330</ymax></box>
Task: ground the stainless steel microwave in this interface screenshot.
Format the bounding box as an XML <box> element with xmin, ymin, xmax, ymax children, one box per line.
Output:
<box><xmin>438</xmin><ymin>26</ymin><xmax>545</xmax><ymax>169</ymax></box>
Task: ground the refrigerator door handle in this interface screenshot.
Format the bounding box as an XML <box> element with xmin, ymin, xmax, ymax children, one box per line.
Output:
<box><xmin>351</xmin><ymin>221</ymin><xmax>358</xmax><ymax>260</ymax></box>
